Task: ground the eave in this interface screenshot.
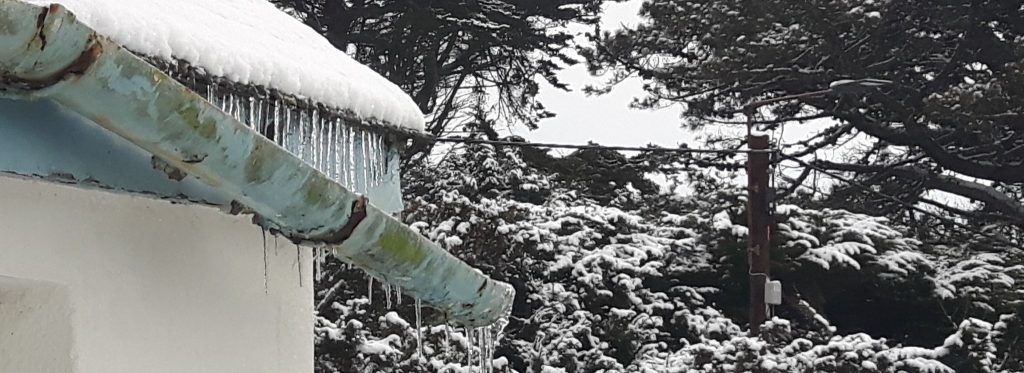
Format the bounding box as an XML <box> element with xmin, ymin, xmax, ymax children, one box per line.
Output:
<box><xmin>0</xmin><ymin>0</ymin><xmax>512</xmax><ymax>327</ymax></box>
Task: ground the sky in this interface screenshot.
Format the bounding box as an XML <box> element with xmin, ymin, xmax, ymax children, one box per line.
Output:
<box><xmin>519</xmin><ymin>1</ymin><xmax>840</xmax><ymax>153</ymax></box>
<box><xmin>502</xmin><ymin>0</ymin><xmax>979</xmax><ymax>216</ymax></box>
<box><xmin>514</xmin><ymin>1</ymin><xmax>876</xmax><ymax>195</ymax></box>
<box><xmin>520</xmin><ymin>1</ymin><xmax>694</xmax><ymax>150</ymax></box>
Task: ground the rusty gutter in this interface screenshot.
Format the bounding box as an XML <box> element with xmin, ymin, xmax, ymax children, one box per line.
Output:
<box><xmin>0</xmin><ymin>0</ymin><xmax>512</xmax><ymax>327</ymax></box>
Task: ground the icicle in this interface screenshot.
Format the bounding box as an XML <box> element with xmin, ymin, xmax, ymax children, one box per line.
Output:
<box><xmin>482</xmin><ymin>327</ymin><xmax>489</xmax><ymax>373</ymax></box>
<box><xmin>314</xmin><ymin>248</ymin><xmax>322</xmax><ymax>283</ymax></box>
<box><xmin>396</xmin><ymin>285</ymin><xmax>402</xmax><ymax>305</ymax></box>
<box><xmin>262</xmin><ymin>229</ymin><xmax>268</xmax><ymax>294</ymax></box>
<box><xmin>364</xmin><ymin>129</ymin><xmax>372</xmax><ymax>192</ymax></box>
<box><xmin>466</xmin><ymin>328</ymin><xmax>473</xmax><ymax>369</ymax></box>
<box><xmin>213</xmin><ymin>89</ymin><xmax>220</xmax><ymax>110</ymax></box>
<box><xmin>259</xmin><ymin>99</ymin><xmax>268</xmax><ymax>134</ymax></box>
<box><xmin>352</xmin><ymin>129</ymin><xmax>361</xmax><ymax>192</ymax></box>
<box><xmin>225</xmin><ymin>93</ymin><xmax>234</xmax><ymax>119</ymax></box>
<box><xmin>236</xmin><ymin>95</ymin><xmax>245</xmax><ymax>123</ymax></box>
<box><xmin>296</xmin><ymin>108</ymin><xmax>305</xmax><ymax>161</ymax></box>
<box><xmin>487</xmin><ymin>326</ymin><xmax>495</xmax><ymax>373</ymax></box>
<box><xmin>338</xmin><ymin>124</ymin><xmax>348</xmax><ymax>186</ymax></box>
<box><xmin>314</xmin><ymin>117</ymin><xmax>321</xmax><ymax>172</ymax></box>
<box><xmin>377</xmin><ymin>134</ymin><xmax>385</xmax><ymax>183</ymax></box>
<box><xmin>209</xmin><ymin>84</ymin><xmax>219</xmax><ymax>108</ymax></box>
<box><xmin>233</xmin><ymin>95</ymin><xmax>240</xmax><ymax>122</ymax></box>
<box><xmin>384</xmin><ymin>282</ymin><xmax>392</xmax><ymax>308</ymax></box>
<box><xmin>283</xmin><ymin>106</ymin><xmax>293</xmax><ymax>152</ymax></box>
<box><xmin>296</xmin><ymin>244</ymin><xmax>303</xmax><ymax>288</ymax></box>
<box><xmin>233</xmin><ymin>95</ymin><xmax>240</xmax><ymax>121</ymax></box>
<box><xmin>352</xmin><ymin>128</ymin><xmax>361</xmax><ymax>193</ymax></box>
<box><xmin>221</xmin><ymin>90</ymin><xmax>229</xmax><ymax>114</ymax></box>
<box><xmin>346</xmin><ymin>126</ymin><xmax>356</xmax><ymax>191</ymax></box>
<box><xmin>478</xmin><ymin>328</ymin><xmax>486</xmax><ymax>373</ymax></box>
<box><xmin>377</xmin><ymin>134</ymin><xmax>386</xmax><ymax>182</ymax></box>
<box><xmin>415</xmin><ymin>298</ymin><xmax>423</xmax><ymax>357</ymax></box>
<box><xmin>311</xmin><ymin>108</ymin><xmax>321</xmax><ymax>171</ymax></box>
<box><xmin>334</xmin><ymin>119</ymin><xmax>343</xmax><ymax>183</ymax></box>
<box><xmin>444</xmin><ymin>323</ymin><xmax>451</xmax><ymax>355</ymax></box>
<box><xmin>273</xmin><ymin>100</ymin><xmax>282</xmax><ymax>145</ymax></box>
<box><xmin>326</xmin><ymin>118</ymin><xmax>336</xmax><ymax>181</ymax></box>
<box><xmin>223</xmin><ymin>94</ymin><xmax>231</xmax><ymax>118</ymax></box>
<box><xmin>368</xmin><ymin>276</ymin><xmax>374</xmax><ymax>305</ymax></box>
<box><xmin>259</xmin><ymin>99</ymin><xmax>269</xmax><ymax>136</ymax></box>
<box><xmin>367</xmin><ymin>131</ymin><xmax>377</xmax><ymax>187</ymax></box>
<box><xmin>248</xmin><ymin>96</ymin><xmax>256</xmax><ymax>130</ymax></box>
<box><xmin>324</xmin><ymin>121</ymin><xmax>331</xmax><ymax>177</ymax></box>
<box><xmin>319</xmin><ymin>115</ymin><xmax>328</xmax><ymax>176</ymax></box>
<box><xmin>372</xmin><ymin>133</ymin><xmax>380</xmax><ymax>185</ymax></box>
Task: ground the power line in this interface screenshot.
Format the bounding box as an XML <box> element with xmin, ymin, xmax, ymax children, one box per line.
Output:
<box><xmin>430</xmin><ymin>137</ymin><xmax>774</xmax><ymax>154</ymax></box>
<box><xmin>433</xmin><ymin>135</ymin><xmax>1016</xmax><ymax>247</ymax></box>
<box><xmin>780</xmin><ymin>154</ymin><xmax>1021</xmax><ymax>250</ymax></box>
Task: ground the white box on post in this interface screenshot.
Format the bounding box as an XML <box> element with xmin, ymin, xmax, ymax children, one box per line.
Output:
<box><xmin>765</xmin><ymin>280</ymin><xmax>783</xmax><ymax>305</ymax></box>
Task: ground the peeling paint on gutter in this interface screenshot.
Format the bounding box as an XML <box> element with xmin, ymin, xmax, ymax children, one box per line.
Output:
<box><xmin>0</xmin><ymin>0</ymin><xmax>512</xmax><ymax>327</ymax></box>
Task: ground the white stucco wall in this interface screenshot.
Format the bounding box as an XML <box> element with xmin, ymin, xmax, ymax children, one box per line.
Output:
<box><xmin>0</xmin><ymin>175</ymin><xmax>313</xmax><ymax>373</ymax></box>
<box><xmin>0</xmin><ymin>277</ymin><xmax>74</xmax><ymax>373</ymax></box>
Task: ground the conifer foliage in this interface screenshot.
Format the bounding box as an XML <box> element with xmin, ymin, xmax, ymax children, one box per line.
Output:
<box><xmin>313</xmin><ymin>144</ymin><xmax>1023</xmax><ymax>372</ymax></box>
<box><xmin>273</xmin><ymin>0</ymin><xmax>617</xmax><ymax>141</ymax></box>
<box><xmin>586</xmin><ymin>0</ymin><xmax>1024</xmax><ymax>228</ymax></box>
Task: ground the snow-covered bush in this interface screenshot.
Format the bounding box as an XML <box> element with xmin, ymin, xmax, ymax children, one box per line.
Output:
<box><xmin>313</xmin><ymin>144</ymin><xmax>1023</xmax><ymax>372</ymax></box>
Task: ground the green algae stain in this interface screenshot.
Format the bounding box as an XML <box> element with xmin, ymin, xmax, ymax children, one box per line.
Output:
<box><xmin>177</xmin><ymin>105</ymin><xmax>217</xmax><ymax>139</ymax></box>
<box><xmin>0</xmin><ymin>10</ymin><xmax>18</xmax><ymax>36</ymax></box>
<box><xmin>301</xmin><ymin>174</ymin><xmax>334</xmax><ymax>209</ymax></box>
<box><xmin>245</xmin><ymin>140</ymin><xmax>275</xmax><ymax>184</ymax></box>
<box><xmin>377</xmin><ymin>223</ymin><xmax>428</xmax><ymax>265</ymax></box>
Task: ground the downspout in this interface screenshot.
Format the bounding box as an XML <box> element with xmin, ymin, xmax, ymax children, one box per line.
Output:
<box><xmin>0</xmin><ymin>1</ymin><xmax>513</xmax><ymax>327</ymax></box>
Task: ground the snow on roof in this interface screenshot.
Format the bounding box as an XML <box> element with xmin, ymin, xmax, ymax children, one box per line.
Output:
<box><xmin>24</xmin><ymin>0</ymin><xmax>426</xmax><ymax>132</ymax></box>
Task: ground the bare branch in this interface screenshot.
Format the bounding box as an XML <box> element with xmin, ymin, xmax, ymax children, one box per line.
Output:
<box><xmin>816</xmin><ymin>161</ymin><xmax>1024</xmax><ymax>223</ymax></box>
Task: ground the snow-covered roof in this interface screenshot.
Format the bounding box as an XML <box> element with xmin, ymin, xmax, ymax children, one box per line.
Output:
<box><xmin>24</xmin><ymin>0</ymin><xmax>425</xmax><ymax>132</ymax></box>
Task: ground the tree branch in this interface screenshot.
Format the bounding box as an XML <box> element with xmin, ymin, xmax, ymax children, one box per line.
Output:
<box><xmin>840</xmin><ymin>113</ymin><xmax>1024</xmax><ymax>183</ymax></box>
<box><xmin>816</xmin><ymin>161</ymin><xmax>1024</xmax><ymax>223</ymax></box>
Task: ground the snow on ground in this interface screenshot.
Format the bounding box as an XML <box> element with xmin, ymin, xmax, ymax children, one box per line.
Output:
<box><xmin>25</xmin><ymin>0</ymin><xmax>425</xmax><ymax>132</ymax></box>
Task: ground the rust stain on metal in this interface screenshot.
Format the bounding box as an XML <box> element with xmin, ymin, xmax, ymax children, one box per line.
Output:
<box><xmin>151</xmin><ymin>155</ymin><xmax>186</xmax><ymax>181</ymax></box>
<box><xmin>181</xmin><ymin>152</ymin><xmax>207</xmax><ymax>164</ymax></box>
<box><xmin>34</xmin><ymin>6</ymin><xmax>48</xmax><ymax>49</ymax></box>
<box><xmin>229</xmin><ymin>200</ymin><xmax>255</xmax><ymax>216</ymax></box>
<box><xmin>317</xmin><ymin>196</ymin><xmax>369</xmax><ymax>244</ymax></box>
<box><xmin>66</xmin><ymin>39</ymin><xmax>103</xmax><ymax>75</ymax></box>
<box><xmin>7</xmin><ymin>21</ymin><xmax>103</xmax><ymax>92</ymax></box>
<box><xmin>46</xmin><ymin>4</ymin><xmax>62</xmax><ymax>16</ymax></box>
<box><xmin>47</xmin><ymin>171</ymin><xmax>76</xmax><ymax>182</ymax></box>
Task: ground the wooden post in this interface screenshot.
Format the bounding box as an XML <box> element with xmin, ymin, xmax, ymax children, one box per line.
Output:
<box><xmin>747</xmin><ymin>133</ymin><xmax>771</xmax><ymax>335</ymax></box>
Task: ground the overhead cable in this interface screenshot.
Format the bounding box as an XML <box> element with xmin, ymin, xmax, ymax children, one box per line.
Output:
<box><xmin>431</xmin><ymin>137</ymin><xmax>773</xmax><ymax>154</ymax></box>
<box><xmin>780</xmin><ymin>154</ymin><xmax>1021</xmax><ymax>250</ymax></box>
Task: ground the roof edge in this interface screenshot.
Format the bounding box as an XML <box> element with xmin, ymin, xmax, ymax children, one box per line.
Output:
<box><xmin>143</xmin><ymin>55</ymin><xmax>431</xmax><ymax>140</ymax></box>
<box><xmin>0</xmin><ymin>0</ymin><xmax>511</xmax><ymax>327</ymax></box>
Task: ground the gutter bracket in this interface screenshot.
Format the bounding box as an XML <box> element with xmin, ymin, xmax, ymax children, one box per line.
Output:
<box><xmin>319</xmin><ymin>196</ymin><xmax>369</xmax><ymax>244</ymax></box>
<box><xmin>0</xmin><ymin>4</ymin><xmax>103</xmax><ymax>99</ymax></box>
